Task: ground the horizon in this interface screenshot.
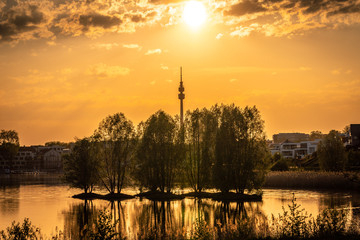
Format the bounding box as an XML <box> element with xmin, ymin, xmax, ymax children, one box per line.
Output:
<box><xmin>1</xmin><ymin>0</ymin><xmax>359</xmax><ymax>145</ymax></box>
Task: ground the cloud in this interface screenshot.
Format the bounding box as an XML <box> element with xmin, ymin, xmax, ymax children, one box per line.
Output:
<box><xmin>0</xmin><ymin>5</ymin><xmax>46</xmax><ymax>42</ymax></box>
<box><xmin>86</xmin><ymin>63</ymin><xmax>130</xmax><ymax>78</ymax></box>
<box><xmin>221</xmin><ymin>0</ymin><xmax>360</xmax><ymax>37</ymax></box>
<box><xmin>331</xmin><ymin>69</ymin><xmax>341</xmax><ymax>75</ymax></box>
<box><xmin>216</xmin><ymin>33</ymin><xmax>223</xmax><ymax>39</ymax></box>
<box><xmin>160</xmin><ymin>64</ymin><xmax>168</xmax><ymax>70</ymax></box>
<box><xmin>145</xmin><ymin>49</ymin><xmax>162</xmax><ymax>55</ymax></box>
<box><xmin>1</xmin><ymin>0</ymin><xmax>360</xmax><ymax>44</ymax></box>
<box><xmin>225</xmin><ymin>0</ymin><xmax>267</xmax><ymax>16</ymax></box>
<box><xmin>230</xmin><ymin>24</ymin><xmax>259</xmax><ymax>37</ymax></box>
<box><xmin>299</xmin><ymin>67</ymin><xmax>311</xmax><ymax>71</ymax></box>
<box><xmin>123</xmin><ymin>44</ymin><xmax>141</xmax><ymax>49</ymax></box>
<box><xmin>79</xmin><ymin>13</ymin><xmax>122</xmax><ymax>29</ymax></box>
<box><xmin>91</xmin><ymin>43</ymin><xmax>119</xmax><ymax>50</ymax></box>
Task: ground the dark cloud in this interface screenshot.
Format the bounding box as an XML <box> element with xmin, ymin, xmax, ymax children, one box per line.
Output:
<box><xmin>328</xmin><ymin>3</ymin><xmax>360</xmax><ymax>16</ymax></box>
<box><xmin>130</xmin><ymin>14</ymin><xmax>146</xmax><ymax>23</ymax></box>
<box><xmin>0</xmin><ymin>5</ymin><xmax>44</xmax><ymax>41</ymax></box>
<box><xmin>282</xmin><ymin>0</ymin><xmax>356</xmax><ymax>15</ymax></box>
<box><xmin>225</xmin><ymin>0</ymin><xmax>267</xmax><ymax>16</ymax></box>
<box><xmin>299</xmin><ymin>0</ymin><xmax>328</xmax><ymax>14</ymax></box>
<box><xmin>225</xmin><ymin>0</ymin><xmax>360</xmax><ymax>17</ymax></box>
<box><xmin>11</xmin><ymin>6</ymin><xmax>43</xmax><ymax>30</ymax></box>
<box><xmin>79</xmin><ymin>13</ymin><xmax>122</xmax><ymax>29</ymax></box>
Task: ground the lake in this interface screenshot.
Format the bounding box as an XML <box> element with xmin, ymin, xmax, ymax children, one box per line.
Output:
<box><xmin>1</xmin><ymin>174</ymin><xmax>360</xmax><ymax>239</ymax></box>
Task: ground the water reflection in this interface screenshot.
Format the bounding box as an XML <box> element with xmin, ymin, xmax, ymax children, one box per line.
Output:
<box><xmin>62</xmin><ymin>200</ymin><xmax>98</xmax><ymax>239</ymax></box>
<box><xmin>0</xmin><ymin>186</ymin><xmax>20</xmax><ymax>215</ymax></box>
<box><xmin>1</xmin><ymin>176</ymin><xmax>360</xmax><ymax>238</ymax></box>
<box><xmin>60</xmin><ymin>198</ymin><xmax>269</xmax><ymax>239</ymax></box>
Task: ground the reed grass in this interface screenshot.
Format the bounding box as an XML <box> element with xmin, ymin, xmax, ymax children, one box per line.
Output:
<box><xmin>264</xmin><ymin>171</ymin><xmax>359</xmax><ymax>190</ymax></box>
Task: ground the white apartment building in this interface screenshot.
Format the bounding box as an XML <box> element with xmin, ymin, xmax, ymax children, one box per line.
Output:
<box><xmin>269</xmin><ymin>139</ymin><xmax>321</xmax><ymax>159</ymax></box>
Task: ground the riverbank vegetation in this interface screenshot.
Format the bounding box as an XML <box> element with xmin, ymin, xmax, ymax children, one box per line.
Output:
<box><xmin>264</xmin><ymin>171</ymin><xmax>359</xmax><ymax>190</ymax></box>
<box><xmin>62</xmin><ymin>104</ymin><xmax>269</xmax><ymax>201</ymax></box>
<box><xmin>1</xmin><ymin>195</ymin><xmax>359</xmax><ymax>239</ymax></box>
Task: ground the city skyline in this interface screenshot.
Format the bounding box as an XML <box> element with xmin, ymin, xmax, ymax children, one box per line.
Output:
<box><xmin>1</xmin><ymin>0</ymin><xmax>359</xmax><ymax>145</ymax></box>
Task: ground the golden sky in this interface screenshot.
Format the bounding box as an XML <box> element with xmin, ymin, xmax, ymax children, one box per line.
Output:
<box><xmin>1</xmin><ymin>0</ymin><xmax>360</xmax><ymax>145</ymax></box>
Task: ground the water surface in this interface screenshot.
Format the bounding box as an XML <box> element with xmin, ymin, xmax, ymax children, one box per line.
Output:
<box><xmin>1</xmin><ymin>174</ymin><xmax>359</xmax><ymax>238</ymax></box>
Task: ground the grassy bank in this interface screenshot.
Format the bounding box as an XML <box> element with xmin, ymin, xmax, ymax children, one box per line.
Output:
<box><xmin>264</xmin><ymin>171</ymin><xmax>359</xmax><ymax>190</ymax></box>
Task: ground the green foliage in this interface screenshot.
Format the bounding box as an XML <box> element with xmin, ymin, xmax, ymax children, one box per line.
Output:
<box><xmin>274</xmin><ymin>193</ymin><xmax>312</xmax><ymax>238</ymax></box>
<box><xmin>87</xmin><ymin>210</ymin><xmax>121</xmax><ymax>240</ymax></box>
<box><xmin>0</xmin><ymin>129</ymin><xmax>20</xmax><ymax>170</ymax></box>
<box><xmin>347</xmin><ymin>149</ymin><xmax>360</xmax><ymax>168</ymax></box>
<box><xmin>63</xmin><ymin>138</ymin><xmax>99</xmax><ymax>193</ymax></box>
<box><xmin>190</xmin><ymin>218</ymin><xmax>213</xmax><ymax>240</ymax></box>
<box><xmin>0</xmin><ymin>218</ymin><xmax>41</xmax><ymax>240</ymax></box>
<box><xmin>0</xmin><ymin>130</ymin><xmax>19</xmax><ymax>145</ymax></box>
<box><xmin>44</xmin><ymin>141</ymin><xmax>71</xmax><ymax>148</ymax></box>
<box><xmin>310</xmin><ymin>131</ymin><xmax>324</xmax><ymax>141</ymax></box>
<box><xmin>318</xmin><ymin>130</ymin><xmax>347</xmax><ymax>171</ymax></box>
<box><xmin>270</xmin><ymin>153</ymin><xmax>290</xmax><ymax>171</ymax></box>
<box><xmin>314</xmin><ymin>208</ymin><xmax>348</xmax><ymax>237</ymax></box>
<box><xmin>213</xmin><ymin>104</ymin><xmax>268</xmax><ymax>193</ymax></box>
<box><xmin>184</xmin><ymin>107</ymin><xmax>218</xmax><ymax>192</ymax></box>
<box><xmin>136</xmin><ymin>110</ymin><xmax>183</xmax><ymax>192</ymax></box>
<box><xmin>93</xmin><ymin>112</ymin><xmax>137</xmax><ymax>194</ymax></box>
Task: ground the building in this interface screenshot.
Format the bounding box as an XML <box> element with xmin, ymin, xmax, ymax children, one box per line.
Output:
<box><xmin>0</xmin><ymin>144</ymin><xmax>69</xmax><ymax>172</ymax></box>
<box><xmin>349</xmin><ymin>124</ymin><xmax>360</xmax><ymax>149</ymax></box>
<box><xmin>269</xmin><ymin>139</ymin><xmax>321</xmax><ymax>159</ymax></box>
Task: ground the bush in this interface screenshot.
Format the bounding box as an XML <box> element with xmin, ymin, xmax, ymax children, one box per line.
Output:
<box><xmin>272</xmin><ymin>193</ymin><xmax>312</xmax><ymax>238</ymax></box>
<box><xmin>86</xmin><ymin>210</ymin><xmax>121</xmax><ymax>240</ymax></box>
<box><xmin>0</xmin><ymin>218</ymin><xmax>41</xmax><ymax>240</ymax></box>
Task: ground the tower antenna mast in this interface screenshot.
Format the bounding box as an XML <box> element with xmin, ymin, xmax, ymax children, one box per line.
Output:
<box><xmin>178</xmin><ymin>67</ymin><xmax>185</xmax><ymax>126</ymax></box>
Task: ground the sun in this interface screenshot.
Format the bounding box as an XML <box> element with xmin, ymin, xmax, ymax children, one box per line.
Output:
<box><xmin>183</xmin><ymin>1</ymin><xmax>207</xmax><ymax>28</ymax></box>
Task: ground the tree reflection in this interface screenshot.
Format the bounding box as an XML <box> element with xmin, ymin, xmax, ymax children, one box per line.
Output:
<box><xmin>61</xmin><ymin>198</ymin><xmax>268</xmax><ymax>239</ymax></box>
<box><xmin>0</xmin><ymin>186</ymin><xmax>20</xmax><ymax>216</ymax></box>
<box><xmin>62</xmin><ymin>200</ymin><xmax>98</xmax><ymax>239</ymax></box>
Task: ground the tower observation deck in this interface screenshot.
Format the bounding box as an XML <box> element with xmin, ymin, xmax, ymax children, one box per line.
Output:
<box><xmin>178</xmin><ymin>67</ymin><xmax>185</xmax><ymax>126</ymax></box>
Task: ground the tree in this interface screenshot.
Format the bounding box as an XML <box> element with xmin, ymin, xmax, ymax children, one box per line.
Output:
<box><xmin>63</xmin><ymin>138</ymin><xmax>99</xmax><ymax>194</ymax></box>
<box><xmin>213</xmin><ymin>104</ymin><xmax>268</xmax><ymax>194</ymax></box>
<box><xmin>184</xmin><ymin>107</ymin><xmax>218</xmax><ymax>192</ymax></box>
<box><xmin>318</xmin><ymin>130</ymin><xmax>346</xmax><ymax>171</ymax></box>
<box><xmin>270</xmin><ymin>152</ymin><xmax>290</xmax><ymax>171</ymax></box>
<box><xmin>45</xmin><ymin>141</ymin><xmax>71</xmax><ymax>148</ymax></box>
<box><xmin>136</xmin><ymin>110</ymin><xmax>182</xmax><ymax>192</ymax></box>
<box><xmin>310</xmin><ymin>131</ymin><xmax>324</xmax><ymax>141</ymax></box>
<box><xmin>0</xmin><ymin>130</ymin><xmax>20</xmax><ymax>170</ymax></box>
<box><xmin>93</xmin><ymin>113</ymin><xmax>136</xmax><ymax>194</ymax></box>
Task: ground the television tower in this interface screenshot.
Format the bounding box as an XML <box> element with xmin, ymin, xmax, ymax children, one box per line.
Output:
<box><xmin>178</xmin><ymin>67</ymin><xmax>185</xmax><ymax>126</ymax></box>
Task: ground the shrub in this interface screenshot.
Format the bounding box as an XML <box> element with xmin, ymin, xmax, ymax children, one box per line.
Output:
<box><xmin>86</xmin><ymin>210</ymin><xmax>121</xmax><ymax>240</ymax></box>
<box><xmin>0</xmin><ymin>218</ymin><xmax>41</xmax><ymax>240</ymax></box>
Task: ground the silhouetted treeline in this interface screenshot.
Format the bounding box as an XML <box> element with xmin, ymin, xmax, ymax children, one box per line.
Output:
<box><xmin>63</xmin><ymin>103</ymin><xmax>270</xmax><ymax>195</ymax></box>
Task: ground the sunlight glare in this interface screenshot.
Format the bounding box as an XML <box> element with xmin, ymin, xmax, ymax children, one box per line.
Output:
<box><xmin>183</xmin><ymin>1</ymin><xmax>207</xmax><ymax>28</ymax></box>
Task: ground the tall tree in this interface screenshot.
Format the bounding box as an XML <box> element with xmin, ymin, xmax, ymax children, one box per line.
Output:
<box><xmin>184</xmin><ymin>107</ymin><xmax>218</xmax><ymax>192</ymax></box>
<box><xmin>213</xmin><ymin>104</ymin><xmax>268</xmax><ymax>194</ymax></box>
<box><xmin>318</xmin><ymin>130</ymin><xmax>347</xmax><ymax>171</ymax></box>
<box><xmin>136</xmin><ymin>110</ymin><xmax>182</xmax><ymax>192</ymax></box>
<box><xmin>63</xmin><ymin>138</ymin><xmax>99</xmax><ymax>194</ymax></box>
<box><xmin>0</xmin><ymin>130</ymin><xmax>20</xmax><ymax>170</ymax></box>
<box><xmin>93</xmin><ymin>113</ymin><xmax>136</xmax><ymax>194</ymax></box>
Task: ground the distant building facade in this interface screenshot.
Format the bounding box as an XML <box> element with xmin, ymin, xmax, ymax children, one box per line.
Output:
<box><xmin>349</xmin><ymin>124</ymin><xmax>360</xmax><ymax>149</ymax></box>
<box><xmin>0</xmin><ymin>145</ymin><xmax>69</xmax><ymax>173</ymax></box>
<box><xmin>269</xmin><ymin>139</ymin><xmax>320</xmax><ymax>159</ymax></box>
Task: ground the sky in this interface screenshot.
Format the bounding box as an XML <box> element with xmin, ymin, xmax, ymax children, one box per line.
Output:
<box><xmin>0</xmin><ymin>0</ymin><xmax>360</xmax><ymax>145</ymax></box>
